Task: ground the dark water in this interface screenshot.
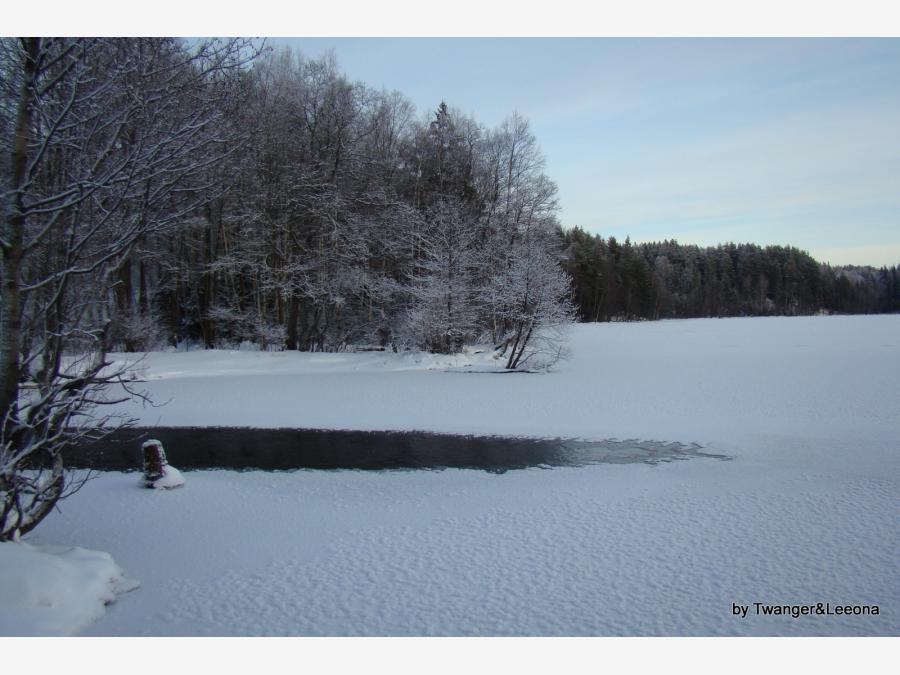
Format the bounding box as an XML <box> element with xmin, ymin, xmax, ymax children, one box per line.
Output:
<box><xmin>66</xmin><ymin>427</ymin><xmax>729</xmax><ymax>473</ymax></box>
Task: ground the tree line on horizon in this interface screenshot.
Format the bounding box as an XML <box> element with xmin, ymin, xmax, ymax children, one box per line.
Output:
<box><xmin>64</xmin><ymin>44</ymin><xmax>896</xmax><ymax>352</ymax></box>
<box><xmin>563</xmin><ymin>228</ymin><xmax>900</xmax><ymax>322</ymax></box>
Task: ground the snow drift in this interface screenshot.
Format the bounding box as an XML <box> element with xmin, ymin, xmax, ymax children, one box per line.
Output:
<box><xmin>0</xmin><ymin>542</ymin><xmax>138</xmax><ymax>636</ymax></box>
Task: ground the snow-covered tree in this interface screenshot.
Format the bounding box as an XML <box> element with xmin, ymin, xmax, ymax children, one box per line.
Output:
<box><xmin>492</xmin><ymin>229</ymin><xmax>576</xmax><ymax>370</ymax></box>
<box><xmin>0</xmin><ymin>37</ymin><xmax>257</xmax><ymax>540</ymax></box>
<box><xmin>406</xmin><ymin>198</ymin><xmax>481</xmax><ymax>353</ymax></box>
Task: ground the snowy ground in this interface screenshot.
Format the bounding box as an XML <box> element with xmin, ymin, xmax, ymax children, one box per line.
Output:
<box><xmin>0</xmin><ymin>542</ymin><xmax>138</xmax><ymax>636</ymax></box>
<box><xmin>16</xmin><ymin>316</ymin><xmax>900</xmax><ymax>635</ymax></box>
<box><xmin>103</xmin><ymin>315</ymin><xmax>898</xmax><ymax>445</ymax></box>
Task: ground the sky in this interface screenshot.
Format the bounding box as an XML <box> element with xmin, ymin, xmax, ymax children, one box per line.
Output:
<box><xmin>274</xmin><ymin>38</ymin><xmax>900</xmax><ymax>268</ymax></box>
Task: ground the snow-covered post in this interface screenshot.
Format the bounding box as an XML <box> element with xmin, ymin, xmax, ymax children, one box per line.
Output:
<box><xmin>141</xmin><ymin>440</ymin><xmax>184</xmax><ymax>489</ymax></box>
<box><xmin>142</xmin><ymin>440</ymin><xmax>167</xmax><ymax>484</ymax></box>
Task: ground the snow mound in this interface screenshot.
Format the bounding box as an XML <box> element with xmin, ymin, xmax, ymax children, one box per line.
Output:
<box><xmin>0</xmin><ymin>541</ymin><xmax>139</xmax><ymax>636</ymax></box>
<box><xmin>148</xmin><ymin>464</ymin><xmax>185</xmax><ymax>490</ymax></box>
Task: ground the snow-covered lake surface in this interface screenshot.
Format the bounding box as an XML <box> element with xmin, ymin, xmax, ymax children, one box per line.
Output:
<box><xmin>21</xmin><ymin>316</ymin><xmax>900</xmax><ymax>635</ymax></box>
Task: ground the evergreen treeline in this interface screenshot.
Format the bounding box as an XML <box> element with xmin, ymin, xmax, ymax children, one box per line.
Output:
<box><xmin>563</xmin><ymin>227</ymin><xmax>900</xmax><ymax>321</ymax></box>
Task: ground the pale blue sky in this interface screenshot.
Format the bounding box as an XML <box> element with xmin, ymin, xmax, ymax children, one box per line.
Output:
<box><xmin>275</xmin><ymin>38</ymin><xmax>900</xmax><ymax>267</ymax></box>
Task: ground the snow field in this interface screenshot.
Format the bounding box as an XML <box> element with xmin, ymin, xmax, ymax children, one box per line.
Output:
<box><xmin>13</xmin><ymin>315</ymin><xmax>900</xmax><ymax>635</ymax></box>
<box><xmin>106</xmin><ymin>315</ymin><xmax>899</xmax><ymax>446</ymax></box>
<box><xmin>0</xmin><ymin>541</ymin><xmax>138</xmax><ymax>636</ymax></box>
<box><xmin>31</xmin><ymin>441</ymin><xmax>898</xmax><ymax>636</ymax></box>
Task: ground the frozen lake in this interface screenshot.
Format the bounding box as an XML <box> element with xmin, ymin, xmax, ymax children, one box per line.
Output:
<box><xmin>17</xmin><ymin>316</ymin><xmax>900</xmax><ymax>636</ymax></box>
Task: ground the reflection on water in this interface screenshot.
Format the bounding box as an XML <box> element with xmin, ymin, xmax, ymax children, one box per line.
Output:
<box><xmin>68</xmin><ymin>427</ymin><xmax>730</xmax><ymax>474</ymax></box>
<box><xmin>67</xmin><ymin>427</ymin><xmax>730</xmax><ymax>474</ymax></box>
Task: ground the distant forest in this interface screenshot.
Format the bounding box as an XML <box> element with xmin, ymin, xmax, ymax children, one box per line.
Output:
<box><xmin>563</xmin><ymin>229</ymin><xmax>900</xmax><ymax>322</ymax></box>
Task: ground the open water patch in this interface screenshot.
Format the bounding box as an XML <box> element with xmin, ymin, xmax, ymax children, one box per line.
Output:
<box><xmin>66</xmin><ymin>427</ymin><xmax>730</xmax><ymax>473</ymax></box>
